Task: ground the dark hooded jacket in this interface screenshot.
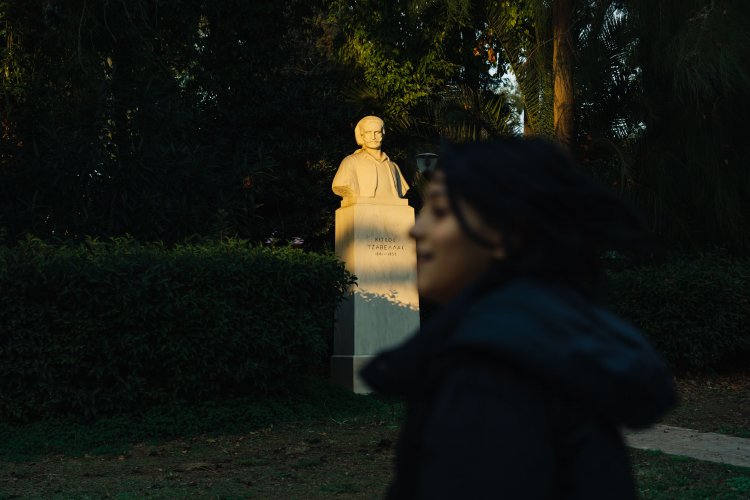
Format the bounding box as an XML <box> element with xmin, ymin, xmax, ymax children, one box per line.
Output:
<box><xmin>360</xmin><ymin>277</ymin><xmax>677</xmax><ymax>500</ymax></box>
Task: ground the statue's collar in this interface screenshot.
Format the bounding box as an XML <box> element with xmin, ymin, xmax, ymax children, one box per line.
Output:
<box><xmin>355</xmin><ymin>148</ymin><xmax>389</xmax><ymax>162</ymax></box>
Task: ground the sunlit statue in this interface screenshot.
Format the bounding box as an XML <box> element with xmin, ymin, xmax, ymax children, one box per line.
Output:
<box><xmin>332</xmin><ymin>116</ymin><xmax>409</xmax><ymax>201</ymax></box>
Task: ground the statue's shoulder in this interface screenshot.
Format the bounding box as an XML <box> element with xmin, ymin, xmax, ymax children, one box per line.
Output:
<box><xmin>384</xmin><ymin>154</ymin><xmax>400</xmax><ymax>170</ymax></box>
<box><xmin>340</xmin><ymin>149</ymin><xmax>366</xmax><ymax>167</ymax></box>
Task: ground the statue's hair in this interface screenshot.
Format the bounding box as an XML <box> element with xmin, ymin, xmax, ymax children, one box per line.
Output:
<box><xmin>355</xmin><ymin>116</ymin><xmax>385</xmax><ymax>146</ymax></box>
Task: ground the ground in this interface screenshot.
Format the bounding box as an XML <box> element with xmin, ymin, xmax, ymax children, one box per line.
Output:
<box><xmin>0</xmin><ymin>375</ymin><xmax>749</xmax><ymax>499</ymax></box>
<box><xmin>663</xmin><ymin>375</ymin><xmax>750</xmax><ymax>438</ymax></box>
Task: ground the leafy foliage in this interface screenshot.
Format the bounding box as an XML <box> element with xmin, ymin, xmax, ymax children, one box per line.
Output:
<box><xmin>487</xmin><ymin>0</ymin><xmax>554</xmax><ymax>136</ymax></box>
<box><xmin>625</xmin><ymin>0</ymin><xmax>750</xmax><ymax>251</ymax></box>
<box><xmin>572</xmin><ymin>2</ymin><xmax>641</xmax><ymax>196</ymax></box>
<box><xmin>488</xmin><ymin>0</ymin><xmax>750</xmax><ymax>253</ymax></box>
<box><xmin>0</xmin><ymin>237</ymin><xmax>355</xmax><ymax>423</ymax></box>
<box><xmin>608</xmin><ymin>255</ymin><xmax>750</xmax><ymax>372</ymax></box>
<box><xmin>0</xmin><ymin>0</ymin><xmax>352</xmax><ymax>247</ymax></box>
<box><xmin>2</xmin><ymin>0</ymin><xmax>748</xmax><ymax>255</ymax></box>
<box><xmin>327</xmin><ymin>0</ymin><xmax>519</xmax><ymax>147</ymax></box>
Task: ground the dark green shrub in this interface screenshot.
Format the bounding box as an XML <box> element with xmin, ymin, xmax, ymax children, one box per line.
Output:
<box><xmin>0</xmin><ymin>237</ymin><xmax>355</xmax><ymax>423</ymax></box>
<box><xmin>607</xmin><ymin>256</ymin><xmax>750</xmax><ymax>372</ymax></box>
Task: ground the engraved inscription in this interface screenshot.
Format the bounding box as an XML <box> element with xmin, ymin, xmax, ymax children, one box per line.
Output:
<box><xmin>367</xmin><ymin>237</ymin><xmax>405</xmax><ymax>257</ymax></box>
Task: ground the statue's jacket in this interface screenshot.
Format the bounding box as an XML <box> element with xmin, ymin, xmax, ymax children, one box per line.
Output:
<box><xmin>361</xmin><ymin>277</ymin><xmax>677</xmax><ymax>499</ymax></box>
<box><xmin>332</xmin><ymin>149</ymin><xmax>409</xmax><ymax>199</ymax></box>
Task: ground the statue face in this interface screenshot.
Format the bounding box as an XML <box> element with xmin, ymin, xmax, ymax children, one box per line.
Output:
<box><xmin>359</xmin><ymin>120</ymin><xmax>384</xmax><ymax>151</ymax></box>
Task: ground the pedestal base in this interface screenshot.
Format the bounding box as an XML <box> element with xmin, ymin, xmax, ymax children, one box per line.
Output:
<box><xmin>331</xmin><ymin>355</ymin><xmax>375</xmax><ymax>394</ymax></box>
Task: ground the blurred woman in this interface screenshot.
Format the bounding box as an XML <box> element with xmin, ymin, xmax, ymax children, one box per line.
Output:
<box><xmin>361</xmin><ymin>138</ymin><xmax>676</xmax><ymax>499</ymax></box>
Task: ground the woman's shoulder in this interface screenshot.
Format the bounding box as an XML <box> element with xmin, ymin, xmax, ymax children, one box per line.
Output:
<box><xmin>449</xmin><ymin>278</ymin><xmax>644</xmax><ymax>351</ymax></box>
<box><xmin>440</xmin><ymin>278</ymin><xmax>676</xmax><ymax>429</ymax></box>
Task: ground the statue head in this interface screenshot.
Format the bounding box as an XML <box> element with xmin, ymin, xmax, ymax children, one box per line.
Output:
<box><xmin>355</xmin><ymin>116</ymin><xmax>385</xmax><ymax>152</ymax></box>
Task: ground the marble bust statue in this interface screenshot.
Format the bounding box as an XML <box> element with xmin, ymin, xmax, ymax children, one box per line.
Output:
<box><xmin>332</xmin><ymin>116</ymin><xmax>409</xmax><ymax>202</ymax></box>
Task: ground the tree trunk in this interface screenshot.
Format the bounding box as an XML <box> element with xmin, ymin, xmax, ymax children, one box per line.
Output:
<box><xmin>553</xmin><ymin>0</ymin><xmax>575</xmax><ymax>146</ymax></box>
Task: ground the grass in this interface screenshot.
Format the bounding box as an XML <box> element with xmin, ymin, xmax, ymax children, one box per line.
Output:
<box><xmin>632</xmin><ymin>449</ymin><xmax>750</xmax><ymax>499</ymax></box>
<box><xmin>0</xmin><ymin>378</ymin><xmax>401</xmax><ymax>461</ymax></box>
<box><xmin>0</xmin><ymin>376</ymin><xmax>748</xmax><ymax>498</ymax></box>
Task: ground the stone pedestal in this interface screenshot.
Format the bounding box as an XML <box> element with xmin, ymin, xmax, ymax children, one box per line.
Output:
<box><xmin>331</xmin><ymin>197</ymin><xmax>420</xmax><ymax>393</ymax></box>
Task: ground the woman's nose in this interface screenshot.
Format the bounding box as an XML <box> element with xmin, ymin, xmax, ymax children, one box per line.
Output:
<box><xmin>409</xmin><ymin>212</ymin><xmax>424</xmax><ymax>240</ymax></box>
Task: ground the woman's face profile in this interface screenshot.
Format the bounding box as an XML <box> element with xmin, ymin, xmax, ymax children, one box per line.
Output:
<box><xmin>409</xmin><ymin>172</ymin><xmax>506</xmax><ymax>304</ymax></box>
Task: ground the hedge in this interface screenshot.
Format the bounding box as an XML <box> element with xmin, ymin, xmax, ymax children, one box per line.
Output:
<box><xmin>607</xmin><ymin>255</ymin><xmax>750</xmax><ymax>372</ymax></box>
<box><xmin>0</xmin><ymin>237</ymin><xmax>354</xmax><ymax>423</ymax></box>
<box><xmin>2</xmin><ymin>238</ymin><xmax>746</xmax><ymax>423</ymax></box>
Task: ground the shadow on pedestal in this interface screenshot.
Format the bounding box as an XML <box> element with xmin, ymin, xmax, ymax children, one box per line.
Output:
<box><xmin>332</xmin><ymin>288</ymin><xmax>419</xmax><ymax>394</ymax></box>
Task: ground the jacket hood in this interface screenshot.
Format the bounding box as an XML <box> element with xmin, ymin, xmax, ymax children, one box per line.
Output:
<box><xmin>361</xmin><ymin>278</ymin><xmax>676</xmax><ymax>429</ymax></box>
